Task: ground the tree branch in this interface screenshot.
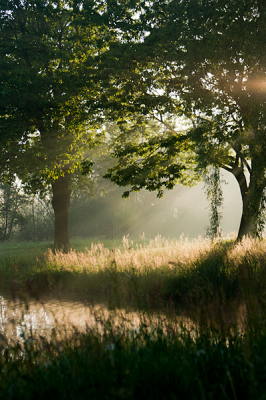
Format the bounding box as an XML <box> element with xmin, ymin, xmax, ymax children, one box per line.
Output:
<box><xmin>152</xmin><ymin>113</ymin><xmax>180</xmax><ymax>135</ymax></box>
<box><xmin>220</xmin><ymin>165</ymin><xmax>233</xmax><ymax>173</ymax></box>
<box><xmin>228</xmin><ymin>141</ymin><xmax>251</xmax><ymax>174</ymax></box>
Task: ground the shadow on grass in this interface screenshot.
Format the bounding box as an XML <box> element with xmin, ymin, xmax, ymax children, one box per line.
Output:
<box><xmin>0</xmin><ymin>240</ymin><xmax>263</xmax><ymax>313</ymax></box>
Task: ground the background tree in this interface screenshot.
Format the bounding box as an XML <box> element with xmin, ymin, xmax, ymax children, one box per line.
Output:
<box><xmin>0</xmin><ymin>182</ymin><xmax>22</xmax><ymax>241</ymax></box>
<box><xmin>104</xmin><ymin>0</ymin><xmax>266</xmax><ymax>240</ymax></box>
<box><xmin>16</xmin><ymin>191</ymin><xmax>54</xmax><ymax>242</ymax></box>
<box><xmin>0</xmin><ymin>181</ymin><xmax>54</xmax><ymax>241</ymax></box>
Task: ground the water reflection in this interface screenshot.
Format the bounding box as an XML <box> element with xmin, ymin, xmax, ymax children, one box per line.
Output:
<box><xmin>0</xmin><ymin>297</ymin><xmax>102</xmax><ymax>341</ymax></box>
<box><xmin>0</xmin><ymin>295</ymin><xmax>195</xmax><ymax>343</ymax></box>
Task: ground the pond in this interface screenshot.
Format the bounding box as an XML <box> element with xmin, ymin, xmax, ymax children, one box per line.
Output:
<box><xmin>0</xmin><ymin>294</ymin><xmax>196</xmax><ymax>343</ymax></box>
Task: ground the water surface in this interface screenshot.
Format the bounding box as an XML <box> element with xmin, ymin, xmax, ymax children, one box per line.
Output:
<box><xmin>0</xmin><ymin>295</ymin><xmax>196</xmax><ymax>343</ymax></box>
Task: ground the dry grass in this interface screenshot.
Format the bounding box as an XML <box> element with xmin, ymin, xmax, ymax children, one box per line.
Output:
<box><xmin>44</xmin><ymin>234</ymin><xmax>214</xmax><ymax>273</ymax></box>
<box><xmin>3</xmin><ymin>234</ymin><xmax>266</xmax><ymax>319</ymax></box>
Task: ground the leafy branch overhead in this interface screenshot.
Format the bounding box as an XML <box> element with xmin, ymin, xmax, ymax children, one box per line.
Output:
<box><xmin>104</xmin><ymin>118</ymin><xmax>200</xmax><ymax>198</ymax></box>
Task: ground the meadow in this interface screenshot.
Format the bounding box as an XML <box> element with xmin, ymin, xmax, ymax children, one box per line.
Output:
<box><xmin>1</xmin><ymin>235</ymin><xmax>266</xmax><ymax>398</ymax></box>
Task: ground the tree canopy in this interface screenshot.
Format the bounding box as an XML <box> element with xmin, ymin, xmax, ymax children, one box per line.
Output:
<box><xmin>104</xmin><ymin>0</ymin><xmax>266</xmax><ymax>240</ymax></box>
<box><xmin>0</xmin><ymin>0</ymin><xmax>143</xmax><ymax>248</ymax></box>
<box><xmin>2</xmin><ymin>0</ymin><xmax>266</xmax><ymax>242</ymax></box>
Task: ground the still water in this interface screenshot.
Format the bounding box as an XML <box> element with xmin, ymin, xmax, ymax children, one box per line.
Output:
<box><xmin>0</xmin><ymin>295</ymin><xmax>196</xmax><ymax>343</ymax></box>
<box><xmin>0</xmin><ymin>296</ymin><xmax>113</xmax><ymax>341</ymax></box>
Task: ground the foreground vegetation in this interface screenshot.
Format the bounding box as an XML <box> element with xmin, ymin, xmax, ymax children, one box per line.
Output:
<box><xmin>1</xmin><ymin>236</ymin><xmax>266</xmax><ymax>398</ymax></box>
<box><xmin>0</xmin><ymin>310</ymin><xmax>266</xmax><ymax>400</ymax></box>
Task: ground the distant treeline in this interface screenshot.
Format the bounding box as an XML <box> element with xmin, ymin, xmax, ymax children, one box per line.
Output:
<box><xmin>1</xmin><ymin>181</ymin><xmax>206</xmax><ymax>242</ymax></box>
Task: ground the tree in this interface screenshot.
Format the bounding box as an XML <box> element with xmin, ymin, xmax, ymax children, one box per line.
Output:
<box><xmin>0</xmin><ymin>0</ymin><xmax>142</xmax><ymax>249</ymax></box>
<box><xmin>0</xmin><ymin>183</ymin><xmax>54</xmax><ymax>242</ymax></box>
<box><xmin>0</xmin><ymin>182</ymin><xmax>22</xmax><ymax>241</ymax></box>
<box><xmin>104</xmin><ymin>0</ymin><xmax>266</xmax><ymax>240</ymax></box>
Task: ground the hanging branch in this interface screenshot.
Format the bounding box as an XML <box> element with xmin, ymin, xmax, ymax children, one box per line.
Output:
<box><xmin>204</xmin><ymin>167</ymin><xmax>224</xmax><ymax>240</ymax></box>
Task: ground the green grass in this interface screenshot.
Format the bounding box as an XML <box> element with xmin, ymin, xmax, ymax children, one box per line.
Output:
<box><xmin>0</xmin><ymin>238</ymin><xmax>126</xmax><ymax>260</ymax></box>
<box><xmin>0</xmin><ymin>241</ymin><xmax>53</xmax><ymax>260</ymax></box>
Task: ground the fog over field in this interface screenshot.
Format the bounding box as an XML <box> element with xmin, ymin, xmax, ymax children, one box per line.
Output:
<box><xmin>170</xmin><ymin>170</ymin><xmax>242</xmax><ymax>238</ymax></box>
<box><xmin>0</xmin><ymin>169</ymin><xmax>242</xmax><ymax>243</ymax></box>
<box><xmin>70</xmin><ymin>169</ymin><xmax>242</xmax><ymax>240</ymax></box>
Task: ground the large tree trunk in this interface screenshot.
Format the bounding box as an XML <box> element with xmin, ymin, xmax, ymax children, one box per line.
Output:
<box><xmin>237</xmin><ymin>192</ymin><xmax>255</xmax><ymax>240</ymax></box>
<box><xmin>232</xmin><ymin>166</ymin><xmax>264</xmax><ymax>241</ymax></box>
<box><xmin>51</xmin><ymin>172</ymin><xmax>72</xmax><ymax>251</ymax></box>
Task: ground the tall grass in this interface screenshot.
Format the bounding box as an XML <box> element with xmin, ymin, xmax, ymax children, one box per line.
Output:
<box><xmin>1</xmin><ymin>235</ymin><xmax>266</xmax><ymax>308</ymax></box>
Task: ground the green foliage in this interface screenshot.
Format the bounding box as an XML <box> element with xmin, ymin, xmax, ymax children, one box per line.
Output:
<box><xmin>80</xmin><ymin>160</ymin><xmax>94</xmax><ymax>176</ymax></box>
<box><xmin>0</xmin><ymin>0</ymin><xmax>96</xmax><ymax>184</ymax></box>
<box><xmin>0</xmin><ymin>0</ymin><xmax>144</xmax><ymax>188</ymax></box>
<box><xmin>104</xmin><ymin>118</ymin><xmax>201</xmax><ymax>198</ymax></box>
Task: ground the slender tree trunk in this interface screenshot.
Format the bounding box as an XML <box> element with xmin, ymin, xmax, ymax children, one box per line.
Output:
<box><xmin>51</xmin><ymin>172</ymin><xmax>72</xmax><ymax>251</ymax></box>
<box><xmin>6</xmin><ymin>187</ymin><xmax>17</xmax><ymax>240</ymax></box>
<box><xmin>229</xmin><ymin>166</ymin><xmax>253</xmax><ymax>240</ymax></box>
<box><xmin>32</xmin><ymin>198</ymin><xmax>36</xmax><ymax>240</ymax></box>
<box><xmin>2</xmin><ymin>185</ymin><xmax>12</xmax><ymax>242</ymax></box>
